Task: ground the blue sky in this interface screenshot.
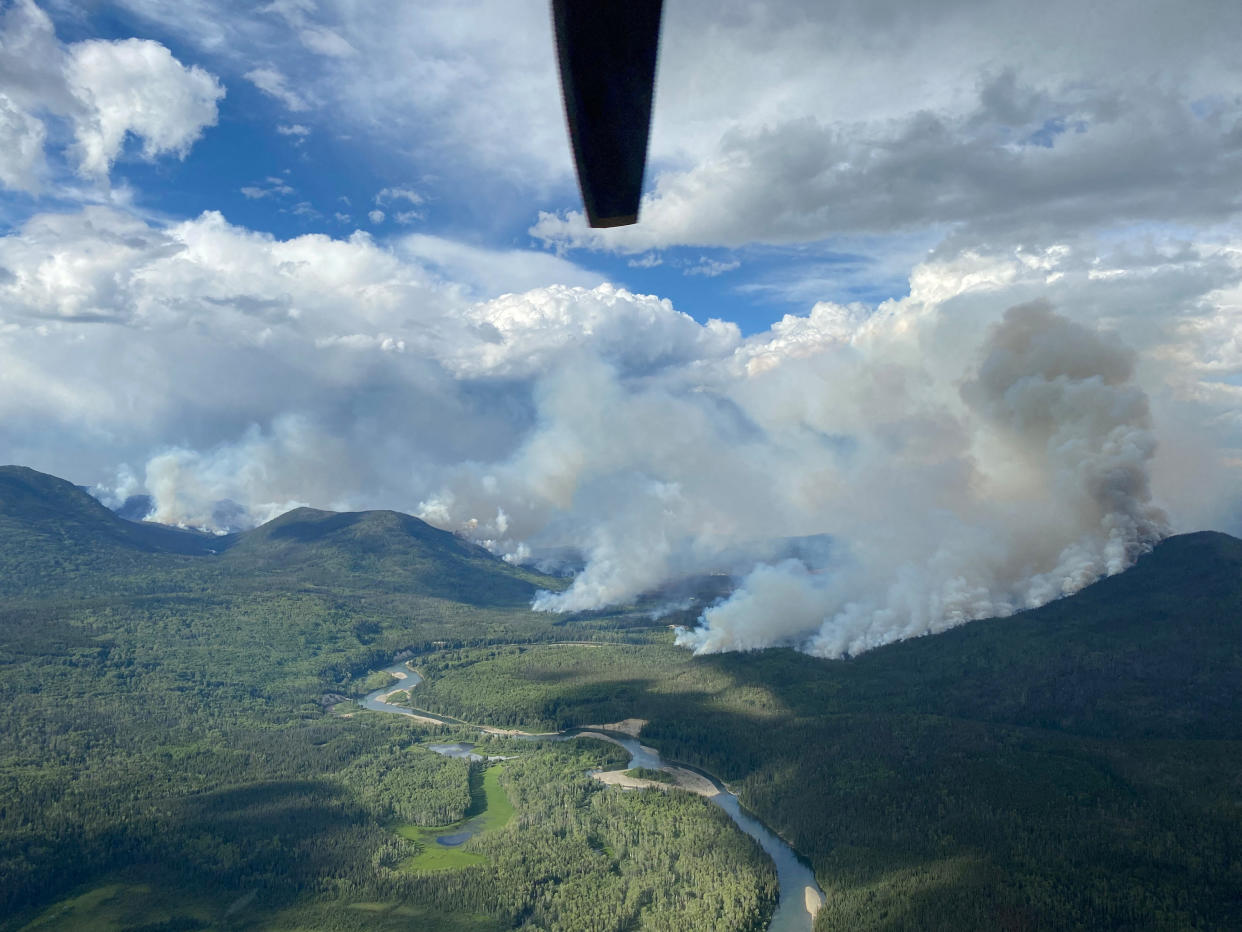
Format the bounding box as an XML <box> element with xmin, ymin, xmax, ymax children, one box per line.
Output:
<box><xmin>9</xmin><ymin>0</ymin><xmax>929</xmax><ymax>335</ymax></box>
<box><xmin>3</xmin><ymin>0</ymin><xmax>1242</xmax><ymax>652</ymax></box>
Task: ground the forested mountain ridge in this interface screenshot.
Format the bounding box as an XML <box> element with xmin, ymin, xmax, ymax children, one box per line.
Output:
<box><xmin>2</xmin><ymin>464</ymin><xmax>1240</xmax><ymax>930</ymax></box>
<box><xmin>215</xmin><ymin>505</ymin><xmax>553</xmax><ymax>603</ymax></box>
<box><xmin>0</xmin><ymin>465</ymin><xmax>220</xmax><ymax>585</ymax></box>
<box><xmin>0</xmin><ymin>464</ymin><xmax>554</xmax><ymax>604</ymax></box>
<box><xmin>2</xmin><ymin>468</ymin><xmax>772</xmax><ymax>931</ymax></box>
<box><xmin>396</xmin><ymin>531</ymin><xmax>1242</xmax><ymax>930</ymax></box>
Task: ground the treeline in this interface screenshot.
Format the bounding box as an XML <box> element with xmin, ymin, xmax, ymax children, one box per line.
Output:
<box><xmin>394</xmin><ymin>555</ymin><xmax>1242</xmax><ymax>932</ymax></box>
<box><xmin>0</xmin><ymin>527</ymin><xmax>775</xmax><ymax>930</ymax></box>
<box><xmin>355</xmin><ymin>741</ymin><xmax>777</xmax><ymax>932</ymax></box>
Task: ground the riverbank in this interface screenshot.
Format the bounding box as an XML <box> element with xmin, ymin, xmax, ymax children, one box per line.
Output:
<box><xmin>360</xmin><ymin>658</ymin><xmax>827</xmax><ymax>931</ymax></box>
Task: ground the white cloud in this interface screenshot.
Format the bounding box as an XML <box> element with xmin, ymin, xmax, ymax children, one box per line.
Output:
<box><xmin>244</xmin><ymin>65</ymin><xmax>308</xmax><ymax>111</ymax></box>
<box><xmin>240</xmin><ymin>177</ymin><xmax>294</xmax><ymax>199</ymax></box>
<box><xmin>298</xmin><ymin>25</ymin><xmax>354</xmax><ymax>58</ymax></box>
<box><xmin>682</xmin><ymin>257</ymin><xmax>740</xmax><ymax>278</ymax></box>
<box><xmin>627</xmin><ymin>253</ymin><xmax>662</xmax><ymax>269</ymax></box>
<box><xmin>394</xmin><ymin>233</ymin><xmax>605</xmax><ymax>300</ymax></box>
<box><xmin>67</xmin><ymin>38</ymin><xmax>225</xmax><ymax>177</ymax></box>
<box><xmin>439</xmin><ymin>283</ymin><xmax>739</xmax><ymax>380</ymax></box>
<box><xmin>0</xmin><ymin>207</ymin><xmax>1240</xmax><ymax>657</ymax></box>
<box><xmin>0</xmin><ymin>1</ymin><xmax>223</xmax><ymax>186</ymax></box>
<box><xmin>375</xmin><ymin>186</ymin><xmax>422</xmax><ymax>206</ymax></box>
<box><xmin>96</xmin><ymin>0</ymin><xmax>1242</xmax><ymax>254</ymax></box>
<box><xmin>0</xmin><ymin>92</ymin><xmax>45</xmax><ymax>192</ymax></box>
<box><xmin>276</xmin><ymin>122</ymin><xmax>309</xmax><ymax>137</ymax></box>
<box><xmin>533</xmin><ymin>79</ymin><xmax>1242</xmax><ymax>253</ymax></box>
<box><xmin>373</xmin><ymin>187</ymin><xmax>423</xmax><ymax>223</ymax></box>
<box><xmin>8</xmin><ymin>0</ymin><xmax>1242</xmax><ymax>664</ymax></box>
<box><xmin>0</xmin><ymin>0</ymin><xmax>74</xmax><ymax>115</ymax></box>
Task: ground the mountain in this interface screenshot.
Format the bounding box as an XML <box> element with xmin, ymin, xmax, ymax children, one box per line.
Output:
<box><xmin>2</xmin><ymin>465</ymin><xmax>1239</xmax><ymax>931</ymax></box>
<box><xmin>217</xmin><ymin>504</ymin><xmax>553</xmax><ymax>604</ymax></box>
<box><xmin>630</xmin><ymin>531</ymin><xmax>1242</xmax><ymax>931</ymax></box>
<box><xmin>0</xmin><ymin>468</ymin><xmax>580</xmax><ymax>929</ymax></box>
<box><xmin>0</xmin><ymin>465</ymin><xmax>219</xmax><ymax>555</ymax></box>
<box><xmin>0</xmin><ymin>465</ymin><xmax>555</xmax><ymax>606</ymax></box>
<box><xmin>0</xmin><ymin>465</ymin><xmax>222</xmax><ymax>596</ymax></box>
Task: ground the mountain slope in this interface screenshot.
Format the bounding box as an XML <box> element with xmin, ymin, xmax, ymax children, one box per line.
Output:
<box><xmin>643</xmin><ymin>531</ymin><xmax>1242</xmax><ymax>931</ymax></box>
<box><xmin>218</xmin><ymin>505</ymin><xmax>555</xmax><ymax>605</ymax></box>
<box><xmin>0</xmin><ymin>466</ymin><xmax>560</xmax><ymax>607</ymax></box>
<box><xmin>0</xmin><ymin>469</ymin><xmax>597</xmax><ymax>928</ymax></box>
<box><xmin>390</xmin><ymin>528</ymin><xmax>1242</xmax><ymax>930</ymax></box>
<box><xmin>3</xmin><ymin>464</ymin><xmax>1239</xmax><ymax>930</ymax></box>
<box><xmin>765</xmin><ymin>530</ymin><xmax>1242</xmax><ymax>740</ymax></box>
<box><xmin>0</xmin><ymin>465</ymin><xmax>219</xmax><ymax>554</ymax></box>
<box><xmin>0</xmin><ymin>465</ymin><xmax>221</xmax><ymax>594</ymax></box>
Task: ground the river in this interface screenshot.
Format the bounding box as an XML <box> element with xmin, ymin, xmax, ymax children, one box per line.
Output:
<box><xmin>361</xmin><ymin>661</ymin><xmax>825</xmax><ymax>932</ymax></box>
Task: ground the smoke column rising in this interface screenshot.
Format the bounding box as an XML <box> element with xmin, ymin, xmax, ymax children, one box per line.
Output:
<box><xmin>678</xmin><ymin>301</ymin><xmax>1168</xmax><ymax>657</ymax></box>
<box><xmin>22</xmin><ymin>209</ymin><xmax>1206</xmax><ymax>660</ymax></box>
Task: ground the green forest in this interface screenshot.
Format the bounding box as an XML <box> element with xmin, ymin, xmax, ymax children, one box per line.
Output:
<box><xmin>3</xmin><ymin>465</ymin><xmax>1242</xmax><ymax>930</ymax></box>
<box><xmin>0</xmin><ymin>468</ymin><xmax>774</xmax><ymax>931</ymax></box>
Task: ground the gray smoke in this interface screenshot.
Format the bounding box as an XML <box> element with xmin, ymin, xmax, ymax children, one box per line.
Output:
<box><xmin>677</xmin><ymin>301</ymin><xmax>1168</xmax><ymax>657</ymax></box>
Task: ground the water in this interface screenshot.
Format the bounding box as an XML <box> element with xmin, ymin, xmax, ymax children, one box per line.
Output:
<box><xmin>359</xmin><ymin>663</ymin><xmax>451</xmax><ymax>721</ymax></box>
<box><xmin>360</xmin><ymin>660</ymin><xmax>825</xmax><ymax>931</ymax></box>
<box><xmin>569</xmin><ymin>731</ymin><xmax>825</xmax><ymax>932</ymax></box>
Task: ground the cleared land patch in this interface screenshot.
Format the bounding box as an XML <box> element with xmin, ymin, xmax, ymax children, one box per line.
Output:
<box><xmin>396</xmin><ymin>764</ymin><xmax>515</xmax><ymax>871</ymax></box>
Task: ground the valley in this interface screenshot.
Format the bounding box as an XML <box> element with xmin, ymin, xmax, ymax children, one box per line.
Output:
<box><xmin>360</xmin><ymin>658</ymin><xmax>825</xmax><ymax>930</ymax></box>
<box><xmin>2</xmin><ymin>466</ymin><xmax>1241</xmax><ymax>930</ymax></box>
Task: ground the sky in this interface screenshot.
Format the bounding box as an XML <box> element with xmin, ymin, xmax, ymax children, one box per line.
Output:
<box><xmin>3</xmin><ymin>0</ymin><xmax>1242</xmax><ymax>656</ymax></box>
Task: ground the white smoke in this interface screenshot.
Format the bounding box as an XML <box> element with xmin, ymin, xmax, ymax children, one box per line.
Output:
<box><xmin>677</xmin><ymin>301</ymin><xmax>1168</xmax><ymax>657</ymax></box>
<box><xmin>3</xmin><ymin>207</ymin><xmax>1237</xmax><ymax>659</ymax></box>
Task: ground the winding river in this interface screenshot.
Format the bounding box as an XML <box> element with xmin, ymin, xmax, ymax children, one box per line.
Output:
<box><xmin>361</xmin><ymin>661</ymin><xmax>826</xmax><ymax>932</ymax></box>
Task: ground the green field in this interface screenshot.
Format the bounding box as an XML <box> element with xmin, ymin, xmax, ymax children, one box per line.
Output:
<box><xmin>395</xmin><ymin>764</ymin><xmax>516</xmax><ymax>871</ymax></box>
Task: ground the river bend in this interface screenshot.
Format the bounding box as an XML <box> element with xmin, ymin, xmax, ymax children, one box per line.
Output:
<box><xmin>361</xmin><ymin>660</ymin><xmax>825</xmax><ymax>932</ymax></box>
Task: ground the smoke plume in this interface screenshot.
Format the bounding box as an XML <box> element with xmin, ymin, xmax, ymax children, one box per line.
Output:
<box><xmin>7</xmin><ymin>208</ymin><xmax>1231</xmax><ymax>660</ymax></box>
<box><xmin>678</xmin><ymin>301</ymin><xmax>1168</xmax><ymax>657</ymax></box>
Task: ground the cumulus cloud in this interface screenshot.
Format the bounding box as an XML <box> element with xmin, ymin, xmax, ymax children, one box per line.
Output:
<box><xmin>2</xmin><ymin>205</ymin><xmax>1241</xmax><ymax>657</ymax></box>
<box><xmin>0</xmin><ymin>0</ymin><xmax>223</xmax><ymax>186</ymax></box>
<box><xmin>67</xmin><ymin>39</ymin><xmax>224</xmax><ymax>177</ymax></box>
<box><xmin>394</xmin><ymin>233</ymin><xmax>605</xmax><ymax>300</ymax></box>
<box><xmin>439</xmin><ymin>283</ymin><xmax>739</xmax><ymax>380</ymax></box>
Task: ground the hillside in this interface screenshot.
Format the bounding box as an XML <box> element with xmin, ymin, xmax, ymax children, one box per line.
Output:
<box><xmin>388</xmin><ymin>532</ymin><xmax>1242</xmax><ymax>931</ymax></box>
<box><xmin>1</xmin><ymin>466</ymin><xmax>1239</xmax><ymax>930</ymax></box>
<box><xmin>217</xmin><ymin>505</ymin><xmax>552</xmax><ymax>604</ymax></box>
<box><xmin>0</xmin><ymin>465</ymin><xmax>220</xmax><ymax>593</ymax></box>
<box><xmin>0</xmin><ymin>467</ymin><xmax>673</xmax><ymax>931</ymax></box>
<box><xmin>0</xmin><ymin>465</ymin><xmax>556</xmax><ymax>607</ymax></box>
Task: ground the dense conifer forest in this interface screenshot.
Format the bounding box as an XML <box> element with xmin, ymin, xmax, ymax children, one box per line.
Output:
<box><xmin>0</xmin><ymin>467</ymin><xmax>774</xmax><ymax>930</ymax></box>
<box><xmin>2</xmin><ymin>465</ymin><xmax>1241</xmax><ymax>930</ymax></box>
